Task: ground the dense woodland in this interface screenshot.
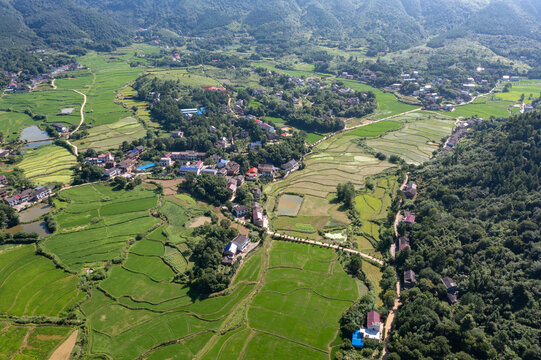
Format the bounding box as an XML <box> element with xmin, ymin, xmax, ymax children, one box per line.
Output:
<box><xmin>388</xmin><ymin>111</ymin><xmax>541</xmax><ymax>360</ymax></box>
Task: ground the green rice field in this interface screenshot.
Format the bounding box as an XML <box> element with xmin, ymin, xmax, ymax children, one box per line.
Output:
<box><xmin>366</xmin><ymin>112</ymin><xmax>456</xmax><ymax>164</ymax></box>
<box><xmin>0</xmin><ymin>322</ymin><xmax>74</xmax><ymax>359</ymax></box>
<box><xmin>76</xmin><ymin>116</ymin><xmax>146</xmax><ymax>151</ymax></box>
<box><xmin>0</xmin><ymin>244</ymin><xmax>84</xmax><ymax>317</ymax></box>
<box><xmin>0</xmin><ymin>111</ymin><xmax>36</xmax><ymax>141</ymax></box>
<box><xmin>355</xmin><ymin>175</ymin><xmax>399</xmax><ymax>258</ymax></box>
<box><xmin>42</xmin><ymin>184</ymin><xmax>160</xmax><ymax>271</ymax></box>
<box><xmin>19</xmin><ymin>144</ymin><xmax>77</xmax><ymax>185</ymax></box>
<box><xmin>266</xmin><ymin>126</ymin><xmax>395</xmax><ymax>239</ymax></box>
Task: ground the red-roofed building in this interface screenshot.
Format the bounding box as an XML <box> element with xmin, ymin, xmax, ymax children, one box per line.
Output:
<box><xmin>367</xmin><ymin>311</ymin><xmax>381</xmax><ymax>329</ymax></box>
<box><xmin>246</xmin><ymin>167</ymin><xmax>258</xmax><ymax>181</ymax></box>
<box><xmin>398</xmin><ymin>236</ymin><xmax>410</xmax><ymax>251</ymax></box>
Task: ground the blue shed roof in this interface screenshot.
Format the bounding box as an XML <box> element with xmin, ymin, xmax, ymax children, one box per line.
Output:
<box><xmin>137</xmin><ymin>163</ymin><xmax>155</xmax><ymax>171</ymax></box>
<box><xmin>352</xmin><ymin>330</ymin><xmax>364</xmax><ymax>348</ymax></box>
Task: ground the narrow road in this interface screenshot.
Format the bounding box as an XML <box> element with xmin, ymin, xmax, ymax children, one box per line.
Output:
<box><xmin>267</xmin><ymin>230</ymin><xmax>384</xmax><ymax>265</ymax></box>
<box><xmin>65</xmin><ymin>89</ymin><xmax>87</xmax><ymax>156</ymax></box>
<box><xmin>381</xmin><ymin>173</ymin><xmax>409</xmax><ymax>360</ymax></box>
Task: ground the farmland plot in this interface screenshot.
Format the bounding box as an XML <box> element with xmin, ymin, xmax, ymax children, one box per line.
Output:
<box><xmin>19</xmin><ymin>144</ymin><xmax>77</xmax><ymax>185</ymax></box>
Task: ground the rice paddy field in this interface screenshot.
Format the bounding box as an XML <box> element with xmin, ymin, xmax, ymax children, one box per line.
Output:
<box><xmin>354</xmin><ymin>175</ymin><xmax>399</xmax><ymax>258</ymax></box>
<box><xmin>76</xmin><ymin>116</ymin><xmax>146</xmax><ymax>151</ymax></box>
<box><xmin>18</xmin><ymin>144</ymin><xmax>77</xmax><ymax>185</ymax></box>
<box><xmin>106</xmin><ymin>240</ymin><xmax>362</xmax><ymax>360</ymax></box>
<box><xmin>42</xmin><ymin>184</ymin><xmax>160</xmax><ymax>272</ymax></box>
<box><xmin>266</xmin><ymin>123</ymin><xmax>396</xmax><ymax>239</ymax></box>
<box><xmin>0</xmin><ymin>244</ymin><xmax>84</xmax><ymax>317</ymax></box>
<box><xmin>0</xmin><ymin>89</ymin><xmax>83</xmax><ymax>129</ymax></box>
<box><xmin>0</xmin><ymin>111</ymin><xmax>36</xmax><ymax>141</ymax></box>
<box><xmin>366</xmin><ymin>112</ymin><xmax>456</xmax><ymax>164</ymax></box>
<box><xmin>55</xmin><ymin>51</ymin><xmax>142</xmax><ymax>127</ymax></box>
<box><xmin>0</xmin><ymin>323</ymin><xmax>74</xmax><ymax>360</ymax></box>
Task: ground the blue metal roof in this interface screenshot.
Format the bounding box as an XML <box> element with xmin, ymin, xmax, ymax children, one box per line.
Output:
<box><xmin>352</xmin><ymin>330</ymin><xmax>364</xmax><ymax>348</ymax></box>
<box><xmin>136</xmin><ymin>163</ymin><xmax>155</xmax><ymax>171</ymax></box>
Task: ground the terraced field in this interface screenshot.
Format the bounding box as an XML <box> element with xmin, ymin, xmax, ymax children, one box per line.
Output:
<box><xmin>266</xmin><ymin>125</ymin><xmax>395</xmax><ymax>239</ymax></box>
<box><xmin>18</xmin><ymin>144</ymin><xmax>77</xmax><ymax>185</ymax></box>
<box><xmin>366</xmin><ymin>112</ymin><xmax>456</xmax><ymax>164</ymax></box>
<box><xmin>76</xmin><ymin>116</ymin><xmax>146</xmax><ymax>151</ymax></box>
<box><xmin>0</xmin><ymin>322</ymin><xmax>74</xmax><ymax>359</ymax></box>
<box><xmin>355</xmin><ymin>175</ymin><xmax>399</xmax><ymax>258</ymax></box>
<box><xmin>0</xmin><ymin>111</ymin><xmax>35</xmax><ymax>141</ymax></box>
<box><xmin>42</xmin><ymin>184</ymin><xmax>160</xmax><ymax>272</ymax></box>
<box><xmin>199</xmin><ymin>242</ymin><xmax>362</xmax><ymax>360</ymax></box>
<box><xmin>0</xmin><ymin>245</ymin><xmax>84</xmax><ymax>317</ymax></box>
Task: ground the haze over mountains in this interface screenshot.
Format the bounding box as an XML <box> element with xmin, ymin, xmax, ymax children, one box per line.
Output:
<box><xmin>1</xmin><ymin>0</ymin><xmax>540</xmax><ymax>58</ymax></box>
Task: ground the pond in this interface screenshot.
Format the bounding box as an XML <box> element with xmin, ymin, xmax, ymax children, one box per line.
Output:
<box><xmin>20</xmin><ymin>126</ymin><xmax>52</xmax><ymax>149</ymax></box>
<box><xmin>5</xmin><ymin>221</ymin><xmax>50</xmax><ymax>238</ymax></box>
<box><xmin>18</xmin><ymin>204</ymin><xmax>51</xmax><ymax>223</ymax></box>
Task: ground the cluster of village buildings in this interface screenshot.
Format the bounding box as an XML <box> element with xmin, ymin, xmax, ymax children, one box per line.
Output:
<box><xmin>1</xmin><ymin>177</ymin><xmax>54</xmax><ymax>210</ymax></box>
<box><xmin>3</xmin><ymin>63</ymin><xmax>81</xmax><ymax>93</ymax></box>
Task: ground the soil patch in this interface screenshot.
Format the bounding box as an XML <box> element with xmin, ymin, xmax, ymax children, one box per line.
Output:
<box><xmin>48</xmin><ymin>329</ymin><xmax>78</xmax><ymax>360</ymax></box>
<box><xmin>187</xmin><ymin>216</ymin><xmax>212</xmax><ymax>228</ymax></box>
<box><xmin>276</xmin><ymin>194</ymin><xmax>303</xmax><ymax>216</ymax></box>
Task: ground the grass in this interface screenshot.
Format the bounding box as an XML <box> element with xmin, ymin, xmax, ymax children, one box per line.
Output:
<box><xmin>0</xmin><ymin>245</ymin><xmax>84</xmax><ymax>317</ymax></box>
<box><xmin>354</xmin><ymin>175</ymin><xmax>399</xmax><ymax>257</ymax></box>
<box><xmin>266</xmin><ymin>131</ymin><xmax>394</xmax><ymax>239</ymax></box>
<box><xmin>0</xmin><ymin>111</ymin><xmax>36</xmax><ymax>141</ymax></box>
<box><xmin>145</xmin><ymin>68</ymin><xmax>222</xmax><ymax>88</ymax></box>
<box><xmin>42</xmin><ymin>184</ymin><xmax>160</xmax><ymax>271</ymax></box>
<box><xmin>0</xmin><ymin>324</ymin><xmax>73</xmax><ymax>360</ymax></box>
<box><xmin>349</xmin><ymin>120</ymin><xmax>402</xmax><ymax>137</ymax></box>
<box><xmin>18</xmin><ymin>144</ymin><xmax>77</xmax><ymax>185</ymax></box>
<box><xmin>76</xmin><ymin>116</ymin><xmax>146</xmax><ymax>151</ymax></box>
<box><xmin>0</xmin><ymin>90</ymin><xmax>83</xmax><ymax>129</ymax></box>
<box><xmin>366</xmin><ymin>111</ymin><xmax>456</xmax><ymax>164</ymax></box>
<box><xmin>56</xmin><ymin>51</ymin><xmax>143</xmax><ymax>127</ymax></box>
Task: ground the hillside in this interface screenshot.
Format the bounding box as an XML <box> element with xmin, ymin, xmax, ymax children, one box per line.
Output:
<box><xmin>1</xmin><ymin>0</ymin><xmax>540</xmax><ymax>61</ymax></box>
<box><xmin>390</xmin><ymin>111</ymin><xmax>541</xmax><ymax>359</ymax></box>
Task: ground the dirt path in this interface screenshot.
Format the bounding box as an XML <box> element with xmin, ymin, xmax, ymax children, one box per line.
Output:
<box><xmin>381</xmin><ymin>173</ymin><xmax>409</xmax><ymax>359</ymax></box>
<box><xmin>48</xmin><ymin>329</ymin><xmax>78</xmax><ymax>360</ymax></box>
<box><xmin>51</xmin><ymin>79</ymin><xmax>57</xmax><ymax>90</ymax></box>
<box><xmin>267</xmin><ymin>230</ymin><xmax>384</xmax><ymax>265</ymax></box>
<box><xmin>65</xmin><ymin>89</ymin><xmax>87</xmax><ymax>156</ymax></box>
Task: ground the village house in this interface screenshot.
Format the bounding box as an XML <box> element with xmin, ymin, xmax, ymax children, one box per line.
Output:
<box><xmin>0</xmin><ymin>175</ymin><xmax>8</xmax><ymax>185</ymax></box>
<box><xmin>252</xmin><ymin>202</ymin><xmax>267</xmax><ymax>228</ymax></box>
<box><xmin>52</xmin><ymin>123</ymin><xmax>69</xmax><ymax>133</ymax></box>
<box><xmin>252</xmin><ymin>188</ymin><xmax>262</xmax><ymax>199</ymax></box>
<box><xmin>404</xmin><ymin>183</ymin><xmax>417</xmax><ymax>199</ymax></box>
<box><xmin>201</xmin><ymin>168</ymin><xmax>218</xmax><ymax>176</ymax></box>
<box><xmin>98</xmin><ymin>153</ymin><xmax>114</xmax><ymax>162</ymax></box>
<box><xmin>179</xmin><ymin>161</ymin><xmax>203</xmax><ymax>176</ymax></box>
<box><xmin>398</xmin><ymin>236</ymin><xmax>410</xmax><ymax>251</ymax></box>
<box><xmin>171</xmin><ymin>130</ymin><xmax>184</xmax><ymax>138</ymax></box>
<box><xmin>233</xmin><ymin>234</ymin><xmax>250</xmax><ymax>252</ymax></box>
<box><xmin>353</xmin><ymin>311</ymin><xmax>382</xmax><ymax>345</ymax></box>
<box><xmin>246</xmin><ymin>167</ymin><xmax>258</xmax><ymax>181</ymax></box>
<box><xmin>226</xmin><ymin>182</ymin><xmax>237</xmax><ymax>192</ymax></box>
<box><xmin>32</xmin><ymin>186</ymin><xmax>53</xmax><ymax>201</ymax></box>
<box><xmin>404</xmin><ymin>270</ymin><xmax>417</xmax><ymax>288</ymax></box>
<box><xmin>160</xmin><ymin>157</ymin><xmax>173</xmax><ymax>167</ymax></box>
<box><xmin>171</xmin><ymin>151</ymin><xmax>207</xmax><ymax>161</ymax></box>
<box><xmin>258</xmin><ymin>164</ymin><xmax>276</xmax><ymax>179</ymax></box>
<box><xmin>281</xmin><ymin>159</ymin><xmax>299</xmax><ymax>173</ymax></box>
<box><xmin>105</xmin><ymin>168</ymin><xmax>122</xmax><ymax>179</ymax></box>
<box><xmin>442</xmin><ymin>277</ymin><xmax>459</xmax><ymax>304</ymax></box>
<box><xmin>0</xmin><ymin>189</ymin><xmax>7</xmax><ymax>199</ymax></box>
<box><xmin>403</xmin><ymin>211</ymin><xmax>416</xmax><ymax>225</ymax></box>
<box><xmin>226</xmin><ymin>161</ymin><xmax>240</xmax><ymax>175</ymax></box>
<box><xmin>216</xmin><ymin>137</ymin><xmax>231</xmax><ymax>149</ymax></box>
<box><xmin>117</xmin><ymin>159</ymin><xmax>136</xmax><ymax>173</ymax></box>
<box><xmin>249</xmin><ymin>141</ymin><xmax>262</xmax><ymax>151</ymax></box>
<box><xmin>233</xmin><ymin>204</ymin><xmax>249</xmax><ymax>217</ymax></box>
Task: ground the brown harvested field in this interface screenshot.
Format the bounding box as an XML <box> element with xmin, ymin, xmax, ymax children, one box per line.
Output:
<box><xmin>145</xmin><ymin>178</ymin><xmax>184</xmax><ymax>195</ymax></box>
<box><xmin>187</xmin><ymin>216</ymin><xmax>212</xmax><ymax>228</ymax></box>
<box><xmin>49</xmin><ymin>329</ymin><xmax>78</xmax><ymax>360</ymax></box>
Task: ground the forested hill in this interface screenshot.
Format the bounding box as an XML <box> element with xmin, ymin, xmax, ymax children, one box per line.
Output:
<box><xmin>2</xmin><ymin>0</ymin><xmax>540</xmax><ymax>60</ymax></box>
<box><xmin>0</xmin><ymin>0</ymin><xmax>130</xmax><ymax>51</ymax></box>
<box><xmin>389</xmin><ymin>111</ymin><xmax>541</xmax><ymax>359</ymax></box>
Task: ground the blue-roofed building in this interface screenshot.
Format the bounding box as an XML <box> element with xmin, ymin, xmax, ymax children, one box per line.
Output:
<box><xmin>352</xmin><ymin>330</ymin><xmax>364</xmax><ymax>348</ymax></box>
<box><xmin>136</xmin><ymin>163</ymin><xmax>155</xmax><ymax>171</ymax></box>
